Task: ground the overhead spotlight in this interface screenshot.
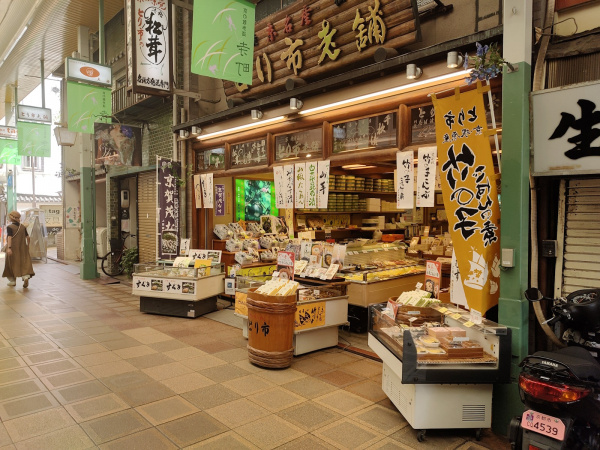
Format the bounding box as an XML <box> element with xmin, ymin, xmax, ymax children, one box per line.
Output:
<box><xmin>447</xmin><ymin>51</ymin><xmax>464</xmax><ymax>69</ymax></box>
<box><xmin>191</xmin><ymin>126</ymin><xmax>201</xmax><ymax>135</ymax></box>
<box><xmin>406</xmin><ymin>64</ymin><xmax>422</xmax><ymax>80</ymax></box>
<box><xmin>179</xmin><ymin>130</ymin><xmax>190</xmax><ymax>139</ymax></box>
<box><xmin>290</xmin><ymin>97</ymin><xmax>303</xmax><ymax>110</ymax></box>
<box><xmin>251</xmin><ymin>109</ymin><xmax>263</xmax><ymax>120</ymax></box>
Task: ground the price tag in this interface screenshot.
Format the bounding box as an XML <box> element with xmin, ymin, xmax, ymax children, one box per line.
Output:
<box><xmin>463</xmin><ymin>321</ymin><xmax>475</xmax><ymax>328</ymax></box>
<box><xmin>408</xmin><ymin>317</ymin><xmax>418</xmax><ymax>323</ymax></box>
<box><xmin>408</xmin><ymin>311</ymin><xmax>420</xmax><ymax>315</ymax></box>
<box><xmin>437</xmin><ymin>307</ymin><xmax>448</xmax><ymax>313</ymax></box>
<box><xmin>453</xmin><ymin>336</ymin><xmax>469</xmax><ymax>342</ymax></box>
<box><xmin>451</xmin><ymin>313</ymin><xmax>462</xmax><ymax>320</ymax></box>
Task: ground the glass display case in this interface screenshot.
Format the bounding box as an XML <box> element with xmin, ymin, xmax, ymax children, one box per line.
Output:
<box><xmin>132</xmin><ymin>263</ymin><xmax>225</xmax><ymax>318</ymax></box>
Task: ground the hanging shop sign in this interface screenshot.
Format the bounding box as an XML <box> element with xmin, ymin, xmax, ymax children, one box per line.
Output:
<box><xmin>200</xmin><ymin>173</ymin><xmax>214</xmax><ymax>208</ymax></box>
<box><xmin>66</xmin><ymin>81</ymin><xmax>111</xmax><ymax>134</ymax></box>
<box><xmin>17</xmin><ymin>121</ymin><xmax>51</xmax><ymax>157</ymax></box>
<box><xmin>17</xmin><ymin>105</ymin><xmax>52</xmax><ymax>123</ymax></box>
<box><xmin>275</xmin><ymin>127</ymin><xmax>322</xmax><ymax>162</ymax></box>
<box><xmin>94</xmin><ymin>123</ymin><xmax>142</xmax><ymax>166</ymax></box>
<box><xmin>230</xmin><ymin>138</ymin><xmax>268</xmax><ymax>168</ymax></box>
<box><xmin>215</xmin><ymin>184</ymin><xmax>226</xmax><ymax>216</ymax></box>
<box><xmin>432</xmin><ymin>84</ymin><xmax>501</xmax><ymax>315</ymax></box>
<box><xmin>396</xmin><ymin>150</ymin><xmax>413</xmax><ymax>209</ymax></box>
<box><xmin>193</xmin><ymin>174</ymin><xmax>202</xmax><ymax>208</ymax></box>
<box><xmin>0</xmin><ymin>126</ymin><xmax>17</xmax><ymax>139</ymax></box>
<box><xmin>532</xmin><ymin>80</ymin><xmax>600</xmax><ymax>176</ymax></box>
<box><xmin>65</xmin><ymin>57</ymin><xmax>111</xmax><ymax>87</ymax></box>
<box><xmin>332</xmin><ymin>111</ymin><xmax>397</xmax><ymax>153</ymax></box>
<box><xmin>125</xmin><ymin>0</ymin><xmax>172</xmax><ymax>95</ymax></box>
<box><xmin>157</xmin><ymin>157</ymin><xmax>181</xmax><ymax>259</ymax></box>
<box><xmin>306</xmin><ymin>161</ymin><xmax>318</xmax><ymax>209</ymax></box>
<box><xmin>295</xmin><ymin>163</ymin><xmax>306</xmax><ymax>208</ymax></box>
<box><xmin>317</xmin><ymin>160</ymin><xmax>330</xmax><ymax>209</ymax></box>
<box><xmin>416</xmin><ymin>146</ymin><xmax>437</xmax><ymax>208</ymax></box>
<box><xmin>191</xmin><ymin>0</ymin><xmax>256</xmax><ymax>85</ymax></box>
<box><xmin>224</xmin><ymin>0</ymin><xmax>420</xmax><ymax>99</ymax></box>
<box><xmin>0</xmin><ymin>139</ymin><xmax>20</xmax><ymax>165</ymax></box>
<box><xmin>195</xmin><ymin>147</ymin><xmax>225</xmax><ymax>172</ymax></box>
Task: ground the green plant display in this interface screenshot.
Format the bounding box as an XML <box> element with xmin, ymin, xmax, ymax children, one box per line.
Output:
<box><xmin>121</xmin><ymin>247</ymin><xmax>139</xmax><ymax>277</ymax></box>
<box><xmin>463</xmin><ymin>42</ymin><xmax>508</xmax><ymax>85</ymax></box>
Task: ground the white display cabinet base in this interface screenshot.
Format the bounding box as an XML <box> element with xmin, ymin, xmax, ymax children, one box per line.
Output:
<box><xmin>369</xmin><ymin>333</ymin><xmax>492</xmax><ymax>431</ymax></box>
<box><xmin>294</xmin><ymin>326</ymin><xmax>339</xmax><ymax>355</ymax></box>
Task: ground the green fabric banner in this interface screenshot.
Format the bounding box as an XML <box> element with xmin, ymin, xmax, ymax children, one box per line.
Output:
<box><xmin>17</xmin><ymin>122</ymin><xmax>51</xmax><ymax>157</ymax></box>
<box><xmin>67</xmin><ymin>81</ymin><xmax>111</xmax><ymax>134</ymax></box>
<box><xmin>191</xmin><ymin>0</ymin><xmax>255</xmax><ymax>85</ymax></box>
<box><xmin>0</xmin><ymin>138</ymin><xmax>20</xmax><ymax>165</ymax></box>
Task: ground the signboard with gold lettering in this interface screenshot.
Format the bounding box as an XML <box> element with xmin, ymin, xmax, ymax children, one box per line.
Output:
<box><xmin>295</xmin><ymin>301</ymin><xmax>326</xmax><ymax>330</ymax></box>
<box><xmin>224</xmin><ymin>0</ymin><xmax>420</xmax><ymax>99</ymax></box>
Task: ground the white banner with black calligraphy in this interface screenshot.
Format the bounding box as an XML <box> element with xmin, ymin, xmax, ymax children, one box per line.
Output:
<box><xmin>396</xmin><ymin>150</ymin><xmax>414</xmax><ymax>209</ymax></box>
<box><xmin>200</xmin><ymin>173</ymin><xmax>214</xmax><ymax>209</ymax></box>
<box><xmin>273</xmin><ymin>166</ymin><xmax>285</xmax><ymax>209</ymax></box>
<box><xmin>284</xmin><ymin>164</ymin><xmax>295</xmax><ymax>208</ymax></box>
<box><xmin>317</xmin><ymin>160</ymin><xmax>330</xmax><ymax>209</ymax></box>
<box><xmin>305</xmin><ymin>161</ymin><xmax>318</xmax><ymax>210</ymax></box>
<box><xmin>295</xmin><ymin>163</ymin><xmax>306</xmax><ymax>209</ymax></box>
<box><xmin>416</xmin><ymin>146</ymin><xmax>437</xmax><ymax>208</ymax></box>
<box><xmin>193</xmin><ymin>174</ymin><xmax>202</xmax><ymax>209</ymax></box>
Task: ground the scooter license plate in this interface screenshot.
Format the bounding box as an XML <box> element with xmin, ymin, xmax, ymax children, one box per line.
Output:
<box><xmin>521</xmin><ymin>410</ymin><xmax>566</xmax><ymax>441</ymax></box>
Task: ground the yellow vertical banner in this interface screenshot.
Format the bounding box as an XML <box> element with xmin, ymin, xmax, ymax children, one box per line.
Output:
<box><xmin>432</xmin><ymin>84</ymin><xmax>500</xmax><ymax>315</ymax></box>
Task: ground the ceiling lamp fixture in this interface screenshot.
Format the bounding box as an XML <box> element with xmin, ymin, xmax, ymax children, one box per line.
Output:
<box><xmin>289</xmin><ymin>97</ymin><xmax>303</xmax><ymax>110</ymax></box>
<box><xmin>53</xmin><ymin>127</ymin><xmax>77</xmax><ymax>147</ymax></box>
<box><xmin>250</xmin><ymin>109</ymin><xmax>263</xmax><ymax>120</ymax></box>
<box><xmin>406</xmin><ymin>64</ymin><xmax>422</xmax><ymax>80</ymax></box>
<box><xmin>447</xmin><ymin>51</ymin><xmax>464</xmax><ymax>69</ymax></box>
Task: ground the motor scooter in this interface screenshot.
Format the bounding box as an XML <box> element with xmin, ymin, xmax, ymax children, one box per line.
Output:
<box><xmin>509</xmin><ymin>288</ymin><xmax>600</xmax><ymax>450</ymax></box>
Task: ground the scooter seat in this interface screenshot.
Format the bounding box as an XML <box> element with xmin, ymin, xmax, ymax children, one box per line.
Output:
<box><xmin>531</xmin><ymin>346</ymin><xmax>600</xmax><ymax>381</ymax></box>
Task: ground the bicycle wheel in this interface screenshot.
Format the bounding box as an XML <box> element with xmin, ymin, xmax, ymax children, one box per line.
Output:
<box><xmin>101</xmin><ymin>252</ymin><xmax>125</xmax><ymax>277</ymax></box>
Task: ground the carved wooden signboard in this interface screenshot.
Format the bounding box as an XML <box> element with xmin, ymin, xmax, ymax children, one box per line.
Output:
<box><xmin>224</xmin><ymin>0</ymin><xmax>420</xmax><ymax>99</ymax></box>
<box><xmin>332</xmin><ymin>111</ymin><xmax>397</xmax><ymax>153</ymax></box>
<box><xmin>230</xmin><ymin>138</ymin><xmax>268</xmax><ymax>168</ymax></box>
<box><xmin>195</xmin><ymin>147</ymin><xmax>225</xmax><ymax>172</ymax></box>
<box><xmin>275</xmin><ymin>128</ymin><xmax>322</xmax><ymax>161</ymax></box>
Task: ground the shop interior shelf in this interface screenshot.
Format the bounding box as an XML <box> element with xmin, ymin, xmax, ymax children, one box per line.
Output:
<box><xmin>295</xmin><ymin>211</ymin><xmax>400</xmax><ymax>215</ymax></box>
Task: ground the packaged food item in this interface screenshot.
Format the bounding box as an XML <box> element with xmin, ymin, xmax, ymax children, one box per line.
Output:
<box><xmin>418</xmin><ymin>335</ymin><xmax>440</xmax><ymax>347</ymax></box>
<box><xmin>214</xmin><ymin>224</ymin><xmax>233</xmax><ymax>240</ymax></box>
<box><xmin>225</xmin><ymin>239</ymin><xmax>243</xmax><ymax>252</ymax></box>
<box><xmin>242</xmin><ymin>239</ymin><xmax>259</xmax><ymax>251</ymax></box>
<box><xmin>439</xmin><ymin>337</ymin><xmax>483</xmax><ymax>358</ymax></box>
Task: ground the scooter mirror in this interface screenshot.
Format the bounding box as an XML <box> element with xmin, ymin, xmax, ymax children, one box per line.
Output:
<box><xmin>524</xmin><ymin>288</ymin><xmax>544</xmax><ymax>302</ymax></box>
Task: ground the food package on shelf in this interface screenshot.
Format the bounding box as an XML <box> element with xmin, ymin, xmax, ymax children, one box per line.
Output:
<box><xmin>260</xmin><ymin>249</ymin><xmax>277</xmax><ymax>262</ymax></box>
<box><xmin>246</xmin><ymin>222</ymin><xmax>265</xmax><ymax>234</ymax></box>
<box><xmin>255</xmin><ymin>278</ymin><xmax>299</xmax><ymax>296</ymax></box>
<box><xmin>235</xmin><ymin>251</ymin><xmax>254</xmax><ymax>265</ymax></box>
<box><xmin>242</xmin><ymin>239</ymin><xmax>259</xmax><ymax>251</ymax></box>
<box><xmin>427</xmin><ymin>326</ymin><xmax>467</xmax><ymax>339</ymax></box>
<box><xmin>214</xmin><ymin>224</ymin><xmax>233</xmax><ymax>240</ymax></box>
<box><xmin>439</xmin><ymin>337</ymin><xmax>483</xmax><ymax>358</ymax></box>
<box><xmin>259</xmin><ymin>235</ymin><xmax>275</xmax><ymax>249</ymax></box>
<box><xmin>228</xmin><ymin>223</ymin><xmax>245</xmax><ymax>235</ymax></box>
<box><xmin>225</xmin><ymin>238</ymin><xmax>243</xmax><ymax>252</ymax></box>
<box><xmin>276</xmin><ymin>236</ymin><xmax>290</xmax><ymax>248</ymax></box>
<box><xmin>417</xmin><ymin>347</ymin><xmax>448</xmax><ymax>361</ymax></box>
<box><xmin>396</xmin><ymin>290</ymin><xmax>432</xmax><ymax>306</ymax></box>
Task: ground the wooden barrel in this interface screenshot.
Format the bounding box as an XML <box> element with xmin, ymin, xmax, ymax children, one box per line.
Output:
<box><xmin>247</xmin><ymin>288</ymin><xmax>297</xmax><ymax>369</ymax></box>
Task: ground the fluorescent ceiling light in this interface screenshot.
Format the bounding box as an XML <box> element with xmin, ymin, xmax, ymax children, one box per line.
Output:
<box><xmin>299</xmin><ymin>70</ymin><xmax>471</xmax><ymax>116</ymax></box>
<box><xmin>342</xmin><ymin>164</ymin><xmax>376</xmax><ymax>169</ymax></box>
<box><xmin>197</xmin><ymin>115</ymin><xmax>286</xmax><ymax>140</ymax></box>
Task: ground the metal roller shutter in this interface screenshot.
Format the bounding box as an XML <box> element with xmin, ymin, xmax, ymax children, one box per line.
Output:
<box><xmin>138</xmin><ymin>171</ymin><xmax>157</xmax><ymax>264</ymax></box>
<box><xmin>557</xmin><ymin>178</ymin><xmax>600</xmax><ymax>296</ymax></box>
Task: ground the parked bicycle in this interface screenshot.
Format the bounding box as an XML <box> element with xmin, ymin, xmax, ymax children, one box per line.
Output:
<box><xmin>101</xmin><ymin>232</ymin><xmax>136</xmax><ymax>277</ymax></box>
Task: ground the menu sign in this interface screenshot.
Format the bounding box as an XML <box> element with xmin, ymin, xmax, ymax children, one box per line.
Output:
<box><xmin>230</xmin><ymin>138</ymin><xmax>268</xmax><ymax>168</ymax></box>
<box><xmin>195</xmin><ymin>148</ymin><xmax>225</xmax><ymax>172</ymax></box>
<box><xmin>275</xmin><ymin>128</ymin><xmax>322</xmax><ymax>162</ymax></box>
<box><xmin>333</xmin><ymin>112</ymin><xmax>397</xmax><ymax>153</ymax></box>
<box><xmin>158</xmin><ymin>157</ymin><xmax>180</xmax><ymax>259</ymax></box>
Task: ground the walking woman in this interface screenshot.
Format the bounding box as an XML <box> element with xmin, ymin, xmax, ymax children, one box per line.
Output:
<box><xmin>3</xmin><ymin>211</ymin><xmax>34</xmax><ymax>287</ymax></box>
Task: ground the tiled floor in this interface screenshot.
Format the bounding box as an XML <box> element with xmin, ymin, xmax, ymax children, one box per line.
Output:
<box><xmin>0</xmin><ymin>255</ymin><xmax>510</xmax><ymax>449</ymax></box>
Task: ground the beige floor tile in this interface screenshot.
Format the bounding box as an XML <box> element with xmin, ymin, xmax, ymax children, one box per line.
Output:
<box><xmin>3</xmin><ymin>407</ymin><xmax>75</xmax><ymax>442</ymax></box>
<box><xmin>39</xmin><ymin>368</ymin><xmax>95</xmax><ymax>390</ymax></box>
<box><xmin>313</xmin><ymin>389</ymin><xmax>373</xmax><ymax>416</ymax></box>
<box><xmin>126</xmin><ymin>353</ymin><xmax>175</xmax><ymax>369</ymax></box>
<box><xmin>86</xmin><ymin>360</ymin><xmax>137</xmax><ymax>378</ymax></box>
<box><xmin>0</xmin><ymin>422</ymin><xmax>10</xmax><ymax>447</ymax></box>
<box><xmin>123</xmin><ymin>329</ymin><xmax>173</xmax><ymax>344</ymax></box>
<box><xmin>0</xmin><ymin>368</ymin><xmax>36</xmax><ymax>386</ymax></box>
<box><xmin>291</xmin><ymin>357</ymin><xmax>336</xmax><ymax>376</ymax></box>
<box><xmin>0</xmin><ymin>350</ymin><xmax>20</xmax><ymax>362</ymax></box>
<box><xmin>275</xmin><ymin>434</ymin><xmax>337</xmax><ymax>450</ymax></box>
<box><xmin>91</xmin><ymin>331</ymin><xmax>129</xmax><ymax>343</ymax></box>
<box><xmin>160</xmin><ymin>372</ymin><xmax>215</xmax><ymax>394</ymax></box>
<box><xmin>148</xmin><ymin>339</ymin><xmax>188</xmax><ymax>352</ymax></box>
<box><xmin>158</xmin><ymin>411</ymin><xmax>228</xmax><ymax>447</ymax></box>
<box><xmin>13</xmin><ymin>424</ymin><xmax>94</xmax><ymax>450</ymax></box>
<box><xmin>180</xmin><ymin>354</ymin><xmax>227</xmax><ymax>371</ymax></box>
<box><xmin>113</xmin><ymin>345</ymin><xmax>157</xmax><ymax>359</ymax></box>
<box><xmin>211</xmin><ymin>348</ymin><xmax>248</xmax><ymax>363</ymax></box>
<box><xmin>205</xmin><ymin>398</ymin><xmax>270</xmax><ymax>428</ymax></box>
<box><xmin>99</xmin><ymin>427</ymin><xmax>177</xmax><ymax>450</ymax></box>
<box><xmin>221</xmin><ymin>374</ymin><xmax>275</xmax><ymax>396</ymax></box>
<box><xmin>13</xmin><ymin>342</ymin><xmax>58</xmax><ymax>356</ymax></box>
<box><xmin>0</xmin><ymin>379</ymin><xmax>47</xmax><ymax>402</ymax></box>
<box><xmin>345</xmin><ymin>379</ymin><xmax>388</xmax><ymax>403</ymax></box>
<box><xmin>312</xmin><ymin>351</ymin><xmax>361</xmax><ymax>366</ymax></box>
<box><xmin>50</xmin><ymin>336</ymin><xmax>98</xmax><ymax>348</ymax></box>
<box><xmin>182</xmin><ymin>383</ymin><xmax>242</xmax><ymax>410</ymax></box>
<box><xmin>142</xmin><ymin>362</ymin><xmax>194</xmax><ymax>381</ymax></box>
<box><xmin>248</xmin><ymin>386</ymin><xmax>306</xmax><ymax>413</ymax></box>
<box><xmin>0</xmin><ymin>357</ymin><xmax>27</xmax><ymax>373</ymax></box>
<box><xmin>114</xmin><ymin>381</ymin><xmax>176</xmax><ymax>407</ymax></box>
<box><xmin>80</xmin><ymin>409</ymin><xmax>152</xmax><ymax>445</ymax></box>
<box><xmin>0</xmin><ymin>392</ymin><xmax>60</xmax><ymax>421</ymax></box>
<box><xmin>65</xmin><ymin>393</ymin><xmax>129</xmax><ymax>423</ymax></box>
<box><xmin>51</xmin><ymin>380</ymin><xmax>111</xmax><ymax>405</ymax></box>
<box><xmin>81</xmin><ymin>325</ymin><xmax>116</xmax><ymax>335</ymax></box>
<box><xmin>183</xmin><ymin>430</ymin><xmax>259</xmax><ymax>449</ymax></box>
<box><xmin>255</xmin><ymin>367</ymin><xmax>307</xmax><ymax>386</ymax></box>
<box><xmin>135</xmin><ymin>396</ymin><xmax>199</xmax><ymax>426</ymax></box>
<box><xmin>350</xmin><ymin>404</ymin><xmax>409</xmax><ymax>435</ymax></box>
<box><xmin>341</xmin><ymin>358</ymin><xmax>383</xmax><ymax>378</ymax></box>
<box><xmin>63</xmin><ymin>343</ymin><xmax>108</xmax><ymax>357</ymax></box>
<box><xmin>278</xmin><ymin>400</ymin><xmax>343</xmax><ymax>432</ymax></box>
<box><xmin>199</xmin><ymin>363</ymin><xmax>252</xmax><ymax>383</ymax></box>
<box><xmin>282</xmin><ymin>376</ymin><xmax>338</xmax><ymax>399</ymax></box>
<box><xmin>317</xmin><ymin>368</ymin><xmax>364</xmax><ymax>388</ymax></box>
<box><xmin>235</xmin><ymin>414</ymin><xmax>306</xmax><ymax>450</ymax></box>
<box><xmin>30</xmin><ymin>359</ymin><xmax>81</xmax><ymax>377</ymax></box>
<box><xmin>231</xmin><ymin>358</ymin><xmax>266</xmax><ymax>374</ymax></box>
<box><xmin>7</xmin><ymin>335</ymin><xmax>47</xmax><ymax>347</ymax></box>
<box><xmin>313</xmin><ymin>417</ymin><xmax>386</xmax><ymax>450</ymax></box>
<box><xmin>369</xmin><ymin>437</ymin><xmax>414</xmax><ymax>449</ymax></box>
<box><xmin>162</xmin><ymin>346</ymin><xmax>207</xmax><ymax>361</ymax></box>
<box><xmin>73</xmin><ymin>351</ymin><xmax>123</xmax><ymax>367</ymax></box>
<box><xmin>100</xmin><ymin>337</ymin><xmax>144</xmax><ymax>351</ymax></box>
<box><xmin>389</xmin><ymin>426</ymin><xmax>467</xmax><ymax>450</ymax></box>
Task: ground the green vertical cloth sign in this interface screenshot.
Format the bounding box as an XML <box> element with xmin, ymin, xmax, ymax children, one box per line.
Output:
<box><xmin>17</xmin><ymin>122</ymin><xmax>51</xmax><ymax>157</ymax></box>
<box><xmin>191</xmin><ymin>0</ymin><xmax>255</xmax><ymax>85</ymax></box>
<box><xmin>67</xmin><ymin>81</ymin><xmax>111</xmax><ymax>134</ymax></box>
<box><xmin>0</xmin><ymin>138</ymin><xmax>20</xmax><ymax>165</ymax></box>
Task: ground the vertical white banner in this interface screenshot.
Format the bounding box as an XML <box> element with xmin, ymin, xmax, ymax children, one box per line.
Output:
<box><xmin>295</xmin><ymin>163</ymin><xmax>306</xmax><ymax>209</ymax></box>
<box><xmin>416</xmin><ymin>146</ymin><xmax>437</xmax><ymax>207</ymax></box>
<box><xmin>305</xmin><ymin>161</ymin><xmax>318</xmax><ymax>209</ymax></box>
<box><xmin>317</xmin><ymin>160</ymin><xmax>330</xmax><ymax>209</ymax></box>
<box><xmin>201</xmin><ymin>173</ymin><xmax>214</xmax><ymax>208</ymax></box>
<box><xmin>284</xmin><ymin>164</ymin><xmax>295</xmax><ymax>208</ymax></box>
<box><xmin>273</xmin><ymin>166</ymin><xmax>285</xmax><ymax>209</ymax></box>
<box><xmin>451</xmin><ymin>250</ymin><xmax>469</xmax><ymax>309</ymax></box>
<box><xmin>193</xmin><ymin>174</ymin><xmax>202</xmax><ymax>209</ymax></box>
<box><xmin>396</xmin><ymin>150</ymin><xmax>414</xmax><ymax>209</ymax></box>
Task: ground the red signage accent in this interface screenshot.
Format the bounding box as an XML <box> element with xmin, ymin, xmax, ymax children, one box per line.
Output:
<box><xmin>80</xmin><ymin>67</ymin><xmax>101</xmax><ymax>78</ymax></box>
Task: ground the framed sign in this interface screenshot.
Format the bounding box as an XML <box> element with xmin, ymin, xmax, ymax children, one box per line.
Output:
<box><xmin>65</xmin><ymin>57</ymin><xmax>112</xmax><ymax>87</ymax></box>
<box><xmin>126</xmin><ymin>0</ymin><xmax>172</xmax><ymax>95</ymax></box>
<box><xmin>230</xmin><ymin>138</ymin><xmax>268</xmax><ymax>168</ymax></box>
<box><xmin>275</xmin><ymin>127</ymin><xmax>322</xmax><ymax>162</ymax></box>
<box><xmin>195</xmin><ymin>147</ymin><xmax>225</xmax><ymax>172</ymax></box>
<box><xmin>332</xmin><ymin>112</ymin><xmax>397</xmax><ymax>153</ymax></box>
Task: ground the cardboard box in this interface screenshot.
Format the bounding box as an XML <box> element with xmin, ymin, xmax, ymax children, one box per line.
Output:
<box><xmin>366</xmin><ymin>198</ymin><xmax>381</xmax><ymax>212</ymax></box>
